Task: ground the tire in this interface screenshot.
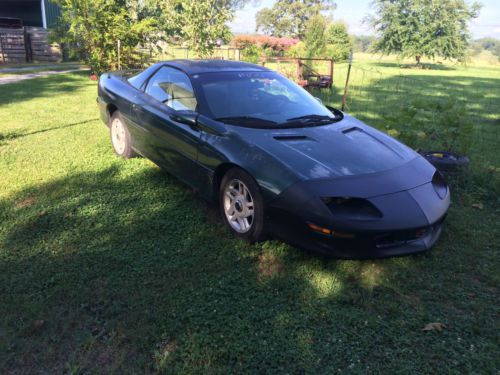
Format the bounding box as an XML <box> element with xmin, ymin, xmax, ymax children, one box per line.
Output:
<box><xmin>422</xmin><ymin>151</ymin><xmax>469</xmax><ymax>172</ymax></box>
<box><xmin>219</xmin><ymin>167</ymin><xmax>265</xmax><ymax>243</ymax></box>
<box><xmin>109</xmin><ymin>111</ymin><xmax>135</xmax><ymax>159</ymax></box>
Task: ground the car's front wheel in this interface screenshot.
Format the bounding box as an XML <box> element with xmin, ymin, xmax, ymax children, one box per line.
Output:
<box><xmin>219</xmin><ymin>168</ymin><xmax>265</xmax><ymax>243</ymax></box>
<box><xmin>109</xmin><ymin>111</ymin><xmax>135</xmax><ymax>158</ymax></box>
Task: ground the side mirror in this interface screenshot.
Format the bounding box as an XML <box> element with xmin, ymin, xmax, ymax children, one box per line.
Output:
<box><xmin>314</xmin><ymin>97</ymin><xmax>323</xmax><ymax>104</ymax></box>
<box><xmin>170</xmin><ymin>111</ymin><xmax>197</xmax><ymax>126</ymax></box>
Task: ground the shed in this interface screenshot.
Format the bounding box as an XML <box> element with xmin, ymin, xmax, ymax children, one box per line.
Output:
<box><xmin>0</xmin><ymin>0</ymin><xmax>61</xmax><ymax>29</ymax></box>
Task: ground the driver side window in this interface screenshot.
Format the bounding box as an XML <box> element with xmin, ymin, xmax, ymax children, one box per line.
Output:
<box><xmin>145</xmin><ymin>66</ymin><xmax>197</xmax><ymax>111</ymax></box>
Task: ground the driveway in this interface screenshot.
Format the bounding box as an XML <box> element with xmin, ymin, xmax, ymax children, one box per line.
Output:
<box><xmin>0</xmin><ymin>67</ymin><xmax>87</xmax><ymax>85</ymax></box>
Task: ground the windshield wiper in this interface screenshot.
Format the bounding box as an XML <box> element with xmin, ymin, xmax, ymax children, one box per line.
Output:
<box><xmin>286</xmin><ymin>114</ymin><xmax>337</xmax><ymax>124</ymax></box>
<box><xmin>215</xmin><ymin>116</ymin><xmax>278</xmax><ymax>126</ymax></box>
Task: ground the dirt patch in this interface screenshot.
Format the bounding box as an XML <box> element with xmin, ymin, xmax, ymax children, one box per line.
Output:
<box><xmin>256</xmin><ymin>252</ymin><xmax>284</xmax><ymax>281</ymax></box>
<box><xmin>14</xmin><ymin>196</ymin><xmax>36</xmax><ymax>209</ymax></box>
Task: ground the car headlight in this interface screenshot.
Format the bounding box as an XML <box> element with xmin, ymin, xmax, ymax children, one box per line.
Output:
<box><xmin>432</xmin><ymin>171</ymin><xmax>448</xmax><ymax>199</ymax></box>
<box><xmin>321</xmin><ymin>197</ymin><xmax>383</xmax><ymax>220</ymax></box>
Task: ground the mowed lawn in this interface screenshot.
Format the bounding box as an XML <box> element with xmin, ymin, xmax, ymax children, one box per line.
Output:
<box><xmin>0</xmin><ymin>62</ymin><xmax>499</xmax><ymax>374</ymax></box>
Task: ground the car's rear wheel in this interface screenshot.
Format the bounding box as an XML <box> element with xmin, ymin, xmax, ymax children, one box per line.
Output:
<box><xmin>219</xmin><ymin>168</ymin><xmax>265</xmax><ymax>243</ymax></box>
<box><xmin>109</xmin><ymin>111</ymin><xmax>135</xmax><ymax>158</ymax></box>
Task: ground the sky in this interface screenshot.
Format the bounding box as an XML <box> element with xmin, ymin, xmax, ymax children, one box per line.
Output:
<box><xmin>229</xmin><ymin>0</ymin><xmax>500</xmax><ymax>39</ymax></box>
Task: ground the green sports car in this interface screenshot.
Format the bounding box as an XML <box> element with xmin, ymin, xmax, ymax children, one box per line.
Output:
<box><xmin>97</xmin><ymin>59</ymin><xmax>450</xmax><ymax>258</ymax></box>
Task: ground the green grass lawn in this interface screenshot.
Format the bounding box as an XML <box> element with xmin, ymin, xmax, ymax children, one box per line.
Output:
<box><xmin>0</xmin><ymin>62</ymin><xmax>499</xmax><ymax>374</ymax></box>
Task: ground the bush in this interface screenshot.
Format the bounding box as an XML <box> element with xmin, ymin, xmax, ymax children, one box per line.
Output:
<box><xmin>241</xmin><ymin>44</ymin><xmax>263</xmax><ymax>64</ymax></box>
<box><xmin>285</xmin><ymin>41</ymin><xmax>308</xmax><ymax>58</ymax></box>
<box><xmin>383</xmin><ymin>98</ymin><xmax>473</xmax><ymax>155</ymax></box>
<box><xmin>232</xmin><ymin>35</ymin><xmax>299</xmax><ymax>57</ymax></box>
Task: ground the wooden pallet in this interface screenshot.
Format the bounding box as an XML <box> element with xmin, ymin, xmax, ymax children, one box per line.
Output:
<box><xmin>0</xmin><ymin>28</ymin><xmax>26</xmax><ymax>63</ymax></box>
<box><xmin>0</xmin><ymin>27</ymin><xmax>62</xmax><ymax>64</ymax></box>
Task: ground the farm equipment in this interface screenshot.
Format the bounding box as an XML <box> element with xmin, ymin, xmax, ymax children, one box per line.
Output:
<box><xmin>261</xmin><ymin>57</ymin><xmax>334</xmax><ymax>90</ymax></box>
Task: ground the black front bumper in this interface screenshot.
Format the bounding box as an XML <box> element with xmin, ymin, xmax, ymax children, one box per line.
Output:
<box><xmin>266</xmin><ymin>158</ymin><xmax>450</xmax><ymax>259</ymax></box>
<box><xmin>268</xmin><ymin>209</ymin><xmax>446</xmax><ymax>259</ymax></box>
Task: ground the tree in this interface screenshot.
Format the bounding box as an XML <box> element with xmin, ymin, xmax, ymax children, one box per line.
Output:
<box><xmin>52</xmin><ymin>0</ymin><xmax>251</xmax><ymax>72</ymax></box>
<box><xmin>471</xmin><ymin>37</ymin><xmax>500</xmax><ymax>60</ymax></box>
<box><xmin>154</xmin><ymin>0</ymin><xmax>247</xmax><ymax>57</ymax></box>
<box><xmin>353</xmin><ymin>35</ymin><xmax>376</xmax><ymax>53</ymax></box>
<box><xmin>53</xmin><ymin>0</ymin><xmax>158</xmax><ymax>74</ymax></box>
<box><xmin>300</xmin><ymin>15</ymin><xmax>352</xmax><ymax>60</ymax></box>
<box><xmin>368</xmin><ymin>0</ymin><xmax>481</xmax><ymax>64</ymax></box>
<box><xmin>324</xmin><ymin>21</ymin><xmax>352</xmax><ymax>61</ymax></box>
<box><xmin>255</xmin><ymin>0</ymin><xmax>336</xmax><ymax>38</ymax></box>
<box><xmin>304</xmin><ymin>15</ymin><xmax>328</xmax><ymax>57</ymax></box>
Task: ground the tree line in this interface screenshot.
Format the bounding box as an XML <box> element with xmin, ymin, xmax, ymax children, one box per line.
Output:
<box><xmin>52</xmin><ymin>0</ymin><xmax>484</xmax><ymax>74</ymax></box>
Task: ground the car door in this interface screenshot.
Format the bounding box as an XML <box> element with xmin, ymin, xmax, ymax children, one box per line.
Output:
<box><xmin>131</xmin><ymin>66</ymin><xmax>206</xmax><ymax>190</ymax></box>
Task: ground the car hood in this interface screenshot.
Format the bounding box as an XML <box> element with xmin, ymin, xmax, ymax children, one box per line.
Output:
<box><xmin>235</xmin><ymin>114</ymin><xmax>419</xmax><ymax>180</ymax></box>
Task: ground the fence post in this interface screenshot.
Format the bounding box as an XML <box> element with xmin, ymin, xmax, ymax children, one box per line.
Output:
<box><xmin>117</xmin><ymin>39</ymin><xmax>121</xmax><ymax>70</ymax></box>
<box><xmin>341</xmin><ymin>50</ymin><xmax>353</xmax><ymax>111</ymax></box>
<box><xmin>329</xmin><ymin>58</ymin><xmax>334</xmax><ymax>89</ymax></box>
<box><xmin>0</xmin><ymin>34</ymin><xmax>4</xmax><ymax>63</ymax></box>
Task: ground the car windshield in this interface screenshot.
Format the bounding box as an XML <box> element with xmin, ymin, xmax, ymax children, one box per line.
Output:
<box><xmin>190</xmin><ymin>71</ymin><xmax>340</xmax><ymax>128</ymax></box>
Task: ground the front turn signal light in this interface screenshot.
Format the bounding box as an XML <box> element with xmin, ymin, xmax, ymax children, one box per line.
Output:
<box><xmin>307</xmin><ymin>223</ymin><xmax>355</xmax><ymax>239</ymax></box>
<box><xmin>308</xmin><ymin>222</ymin><xmax>333</xmax><ymax>235</ymax></box>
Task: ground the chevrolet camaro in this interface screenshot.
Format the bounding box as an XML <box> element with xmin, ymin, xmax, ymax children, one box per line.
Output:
<box><xmin>97</xmin><ymin>60</ymin><xmax>450</xmax><ymax>258</ymax></box>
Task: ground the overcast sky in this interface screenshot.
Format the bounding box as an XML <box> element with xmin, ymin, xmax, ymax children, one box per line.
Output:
<box><xmin>229</xmin><ymin>0</ymin><xmax>500</xmax><ymax>39</ymax></box>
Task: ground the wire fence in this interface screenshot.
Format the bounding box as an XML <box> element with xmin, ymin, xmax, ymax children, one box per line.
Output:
<box><xmin>317</xmin><ymin>63</ymin><xmax>500</xmax><ymax>194</ymax></box>
<box><xmin>133</xmin><ymin>44</ymin><xmax>499</xmax><ymax>190</ymax></box>
<box><xmin>339</xmin><ymin>65</ymin><xmax>499</xmax><ymax>121</ymax></box>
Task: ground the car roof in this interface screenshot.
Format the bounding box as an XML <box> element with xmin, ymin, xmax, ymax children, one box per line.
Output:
<box><xmin>157</xmin><ymin>59</ymin><xmax>271</xmax><ymax>75</ymax></box>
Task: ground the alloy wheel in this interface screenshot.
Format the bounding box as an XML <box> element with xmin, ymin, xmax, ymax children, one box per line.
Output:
<box><xmin>223</xmin><ymin>179</ymin><xmax>255</xmax><ymax>233</ymax></box>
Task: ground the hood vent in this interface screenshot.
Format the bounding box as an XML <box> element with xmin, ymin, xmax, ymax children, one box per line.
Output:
<box><xmin>273</xmin><ymin>135</ymin><xmax>308</xmax><ymax>141</ymax></box>
<box><xmin>342</xmin><ymin>126</ymin><xmax>360</xmax><ymax>134</ymax></box>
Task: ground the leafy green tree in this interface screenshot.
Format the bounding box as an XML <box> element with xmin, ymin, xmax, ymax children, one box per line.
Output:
<box><xmin>353</xmin><ymin>35</ymin><xmax>376</xmax><ymax>53</ymax></box>
<box><xmin>477</xmin><ymin>37</ymin><xmax>499</xmax><ymax>51</ymax></box>
<box><xmin>53</xmin><ymin>0</ymin><xmax>158</xmax><ymax>74</ymax></box>
<box><xmin>301</xmin><ymin>16</ymin><xmax>352</xmax><ymax>60</ymax></box>
<box><xmin>153</xmin><ymin>0</ymin><xmax>247</xmax><ymax>57</ymax></box>
<box><xmin>304</xmin><ymin>15</ymin><xmax>328</xmax><ymax>57</ymax></box>
<box><xmin>470</xmin><ymin>37</ymin><xmax>500</xmax><ymax>60</ymax></box>
<box><xmin>255</xmin><ymin>0</ymin><xmax>336</xmax><ymax>38</ymax></box>
<box><xmin>368</xmin><ymin>0</ymin><xmax>481</xmax><ymax>64</ymax></box>
<box><xmin>324</xmin><ymin>21</ymin><xmax>352</xmax><ymax>61</ymax></box>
